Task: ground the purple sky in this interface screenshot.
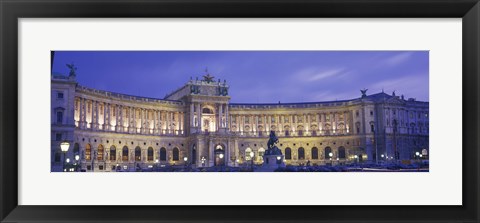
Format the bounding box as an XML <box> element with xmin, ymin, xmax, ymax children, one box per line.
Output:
<box><xmin>52</xmin><ymin>51</ymin><xmax>429</xmax><ymax>103</ymax></box>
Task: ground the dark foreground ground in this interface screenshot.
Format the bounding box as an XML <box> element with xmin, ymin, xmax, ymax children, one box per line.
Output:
<box><xmin>120</xmin><ymin>162</ymin><xmax>429</xmax><ymax>172</ymax></box>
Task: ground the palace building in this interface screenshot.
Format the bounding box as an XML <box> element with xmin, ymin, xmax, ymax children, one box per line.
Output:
<box><xmin>51</xmin><ymin>72</ymin><xmax>429</xmax><ymax>172</ymax></box>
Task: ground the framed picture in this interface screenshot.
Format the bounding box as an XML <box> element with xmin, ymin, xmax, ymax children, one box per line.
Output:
<box><xmin>1</xmin><ymin>0</ymin><xmax>479</xmax><ymax>222</ymax></box>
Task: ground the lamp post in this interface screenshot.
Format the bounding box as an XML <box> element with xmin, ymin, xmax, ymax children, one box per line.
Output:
<box><xmin>74</xmin><ymin>154</ymin><xmax>80</xmax><ymax>171</ymax></box>
<box><xmin>183</xmin><ymin>156</ymin><xmax>188</xmax><ymax>168</ymax></box>
<box><xmin>60</xmin><ymin>140</ymin><xmax>70</xmax><ymax>172</ymax></box>
<box><xmin>276</xmin><ymin>155</ymin><xmax>281</xmax><ymax>168</ymax></box>
<box><xmin>329</xmin><ymin>152</ymin><xmax>333</xmax><ymax>166</ymax></box>
<box><xmin>354</xmin><ymin>155</ymin><xmax>358</xmax><ymax>165</ymax></box>
<box><xmin>201</xmin><ymin>156</ymin><xmax>206</xmax><ymax>167</ymax></box>
<box><xmin>250</xmin><ymin>151</ymin><xmax>254</xmax><ymax>171</ymax></box>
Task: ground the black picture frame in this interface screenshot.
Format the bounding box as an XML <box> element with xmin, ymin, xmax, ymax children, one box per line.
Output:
<box><xmin>1</xmin><ymin>0</ymin><xmax>479</xmax><ymax>222</ymax></box>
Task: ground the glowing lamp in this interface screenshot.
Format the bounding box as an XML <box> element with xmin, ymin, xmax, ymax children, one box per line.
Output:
<box><xmin>60</xmin><ymin>141</ymin><xmax>70</xmax><ymax>152</ymax></box>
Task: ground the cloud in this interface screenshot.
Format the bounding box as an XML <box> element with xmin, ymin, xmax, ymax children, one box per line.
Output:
<box><xmin>384</xmin><ymin>52</ymin><xmax>414</xmax><ymax>66</ymax></box>
<box><xmin>294</xmin><ymin>67</ymin><xmax>348</xmax><ymax>82</ymax></box>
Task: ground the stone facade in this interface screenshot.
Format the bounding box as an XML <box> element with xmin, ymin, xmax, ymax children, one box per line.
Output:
<box><xmin>51</xmin><ymin>74</ymin><xmax>429</xmax><ymax>172</ymax></box>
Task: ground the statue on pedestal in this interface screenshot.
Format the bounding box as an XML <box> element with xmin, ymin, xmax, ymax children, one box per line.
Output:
<box><xmin>265</xmin><ymin>131</ymin><xmax>282</xmax><ymax>156</ymax></box>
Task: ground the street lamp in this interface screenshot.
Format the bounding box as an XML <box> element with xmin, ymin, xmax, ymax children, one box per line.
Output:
<box><xmin>201</xmin><ymin>156</ymin><xmax>206</xmax><ymax>167</ymax></box>
<box><xmin>354</xmin><ymin>155</ymin><xmax>358</xmax><ymax>164</ymax></box>
<box><xmin>60</xmin><ymin>140</ymin><xmax>70</xmax><ymax>172</ymax></box>
<box><xmin>250</xmin><ymin>151</ymin><xmax>254</xmax><ymax>171</ymax></box>
<box><xmin>329</xmin><ymin>152</ymin><xmax>333</xmax><ymax>166</ymax></box>
<box><xmin>74</xmin><ymin>154</ymin><xmax>80</xmax><ymax>171</ymax></box>
<box><xmin>183</xmin><ymin>156</ymin><xmax>188</xmax><ymax>168</ymax></box>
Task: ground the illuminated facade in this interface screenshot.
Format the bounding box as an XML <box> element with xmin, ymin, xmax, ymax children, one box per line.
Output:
<box><xmin>51</xmin><ymin>73</ymin><xmax>429</xmax><ymax>172</ymax></box>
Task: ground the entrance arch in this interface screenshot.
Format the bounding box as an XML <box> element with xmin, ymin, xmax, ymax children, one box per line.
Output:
<box><xmin>214</xmin><ymin>144</ymin><xmax>225</xmax><ymax>166</ymax></box>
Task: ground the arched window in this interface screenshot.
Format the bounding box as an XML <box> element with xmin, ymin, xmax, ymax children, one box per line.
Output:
<box><xmin>172</xmin><ymin>147</ymin><xmax>179</xmax><ymax>161</ymax></box>
<box><xmin>338</xmin><ymin>147</ymin><xmax>346</xmax><ymax>159</ymax></box>
<box><xmin>97</xmin><ymin>145</ymin><xmax>104</xmax><ymax>160</ymax></box>
<box><xmin>122</xmin><ymin>146</ymin><xmax>129</xmax><ymax>161</ymax></box>
<box><xmin>85</xmin><ymin>144</ymin><xmax>91</xmax><ymax>160</ymax></box>
<box><xmin>324</xmin><ymin>147</ymin><xmax>332</xmax><ymax>159</ymax></box>
<box><xmin>135</xmin><ymin>146</ymin><xmax>141</xmax><ymax>161</ymax></box>
<box><xmin>73</xmin><ymin>143</ymin><xmax>80</xmax><ymax>155</ymax></box>
<box><xmin>110</xmin><ymin>145</ymin><xmax>116</xmax><ymax>161</ymax></box>
<box><xmin>160</xmin><ymin>147</ymin><xmax>167</xmax><ymax>161</ymax></box>
<box><xmin>311</xmin><ymin>147</ymin><xmax>319</xmax><ymax>160</ymax></box>
<box><xmin>202</xmin><ymin>107</ymin><xmax>213</xmax><ymax>114</ymax></box>
<box><xmin>147</xmin><ymin>147</ymin><xmax>154</xmax><ymax>161</ymax></box>
<box><xmin>298</xmin><ymin>147</ymin><xmax>305</xmax><ymax>160</ymax></box>
<box><xmin>285</xmin><ymin>147</ymin><xmax>292</xmax><ymax>160</ymax></box>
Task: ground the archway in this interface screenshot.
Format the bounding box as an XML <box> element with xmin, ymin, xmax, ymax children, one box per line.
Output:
<box><xmin>214</xmin><ymin>144</ymin><xmax>225</xmax><ymax>166</ymax></box>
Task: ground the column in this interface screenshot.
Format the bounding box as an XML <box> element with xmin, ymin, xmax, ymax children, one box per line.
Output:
<box><xmin>255</xmin><ymin>115</ymin><xmax>259</xmax><ymax>134</ymax></box>
<box><xmin>115</xmin><ymin>105</ymin><xmax>120</xmax><ymax>132</ymax></box>
<box><xmin>225</xmin><ymin>103</ymin><xmax>229</xmax><ymax>129</ymax></box>
<box><xmin>196</xmin><ymin>103</ymin><xmax>201</xmax><ymax>128</ymax></box>
<box><xmin>118</xmin><ymin>105</ymin><xmax>125</xmax><ymax>132</ymax></box>
<box><xmin>127</xmin><ymin>107</ymin><xmax>132</xmax><ymax>133</ymax></box>
<box><xmin>190</xmin><ymin>103</ymin><xmax>194</xmax><ymax>128</ymax></box>
<box><xmin>132</xmin><ymin>108</ymin><xmax>137</xmax><ymax>133</ymax></box>
<box><xmin>344</xmin><ymin>111</ymin><xmax>349</xmax><ymax>133</ymax></box>
<box><xmin>139</xmin><ymin>108</ymin><xmax>144</xmax><ymax>134</ymax></box>
<box><xmin>102</xmin><ymin>102</ymin><xmax>107</xmax><ymax>131</ymax></box>
<box><xmin>81</xmin><ymin>98</ymin><xmax>87</xmax><ymax>129</ymax></box>
<box><xmin>153</xmin><ymin>110</ymin><xmax>157</xmax><ymax>134</ymax></box>
<box><xmin>157</xmin><ymin>110</ymin><xmax>162</xmax><ymax>135</ymax></box>
<box><xmin>307</xmin><ymin>113</ymin><xmax>311</xmax><ymax>135</ymax></box>
<box><xmin>106</xmin><ymin>103</ymin><xmax>111</xmax><ymax>131</ymax></box>
<box><xmin>219</xmin><ymin>103</ymin><xmax>223</xmax><ymax>128</ymax></box>
<box><xmin>92</xmin><ymin>101</ymin><xmax>98</xmax><ymax>130</ymax></box>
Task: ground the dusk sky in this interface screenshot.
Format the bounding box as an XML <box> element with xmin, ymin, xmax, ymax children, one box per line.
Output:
<box><xmin>52</xmin><ymin>51</ymin><xmax>429</xmax><ymax>103</ymax></box>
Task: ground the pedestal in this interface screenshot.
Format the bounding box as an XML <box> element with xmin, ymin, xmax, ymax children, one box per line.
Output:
<box><xmin>260</xmin><ymin>155</ymin><xmax>286</xmax><ymax>172</ymax></box>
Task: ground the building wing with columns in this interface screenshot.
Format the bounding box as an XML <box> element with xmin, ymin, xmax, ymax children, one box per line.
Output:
<box><xmin>51</xmin><ymin>73</ymin><xmax>429</xmax><ymax>172</ymax></box>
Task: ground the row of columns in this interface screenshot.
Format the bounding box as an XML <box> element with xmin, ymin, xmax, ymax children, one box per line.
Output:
<box><xmin>229</xmin><ymin>111</ymin><xmax>351</xmax><ymax>135</ymax></box>
<box><xmin>75</xmin><ymin>97</ymin><xmax>184</xmax><ymax>135</ymax></box>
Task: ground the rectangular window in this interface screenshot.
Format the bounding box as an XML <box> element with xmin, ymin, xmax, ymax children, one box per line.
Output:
<box><xmin>284</xmin><ymin>117</ymin><xmax>289</xmax><ymax>123</ymax></box>
<box><xmin>370</xmin><ymin>111</ymin><xmax>373</xmax><ymax>116</ymax></box>
<box><xmin>55</xmin><ymin>133</ymin><xmax>62</xmax><ymax>141</ymax></box>
<box><xmin>245</xmin><ymin>117</ymin><xmax>249</xmax><ymax>124</ymax></box>
<box><xmin>56</xmin><ymin>111</ymin><xmax>63</xmax><ymax>124</ymax></box>
<box><xmin>57</xmin><ymin>92</ymin><xmax>64</xmax><ymax>99</ymax></box>
<box><xmin>271</xmin><ymin>117</ymin><xmax>275</xmax><ymax>123</ymax></box>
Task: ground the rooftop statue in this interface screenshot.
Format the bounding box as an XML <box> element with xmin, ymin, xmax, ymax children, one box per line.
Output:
<box><xmin>265</xmin><ymin>131</ymin><xmax>282</xmax><ymax>156</ymax></box>
<box><xmin>66</xmin><ymin>62</ymin><xmax>77</xmax><ymax>77</ymax></box>
<box><xmin>202</xmin><ymin>68</ymin><xmax>215</xmax><ymax>83</ymax></box>
<box><xmin>360</xmin><ymin>88</ymin><xmax>368</xmax><ymax>98</ymax></box>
